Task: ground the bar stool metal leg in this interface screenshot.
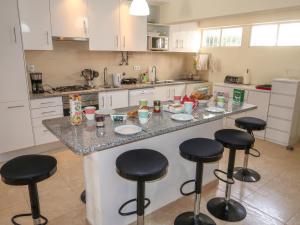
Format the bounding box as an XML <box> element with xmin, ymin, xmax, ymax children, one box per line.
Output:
<box><xmin>207</xmin><ymin>149</ymin><xmax>247</xmax><ymax>222</ymax></box>
<box><xmin>137</xmin><ymin>181</ymin><xmax>145</xmax><ymax>225</ymax></box>
<box><xmin>234</xmin><ymin>130</ymin><xmax>261</xmax><ymax>182</ymax></box>
<box><xmin>175</xmin><ymin>163</ymin><xmax>216</xmax><ymax>225</ymax></box>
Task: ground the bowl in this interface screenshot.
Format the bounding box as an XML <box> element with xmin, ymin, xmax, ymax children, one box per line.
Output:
<box><xmin>110</xmin><ymin>114</ymin><xmax>127</xmax><ymax>122</ymax></box>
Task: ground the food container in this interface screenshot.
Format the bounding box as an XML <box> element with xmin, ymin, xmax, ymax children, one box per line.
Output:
<box><xmin>110</xmin><ymin>114</ymin><xmax>127</xmax><ymax>122</ymax></box>
<box><xmin>233</xmin><ymin>89</ymin><xmax>245</xmax><ymax>105</ymax></box>
<box><xmin>69</xmin><ymin>94</ymin><xmax>83</xmax><ymax>125</ymax></box>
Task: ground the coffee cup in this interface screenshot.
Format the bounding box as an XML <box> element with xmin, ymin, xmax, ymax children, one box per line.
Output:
<box><xmin>184</xmin><ymin>101</ymin><xmax>193</xmax><ymax>114</ymax></box>
<box><xmin>138</xmin><ymin>109</ymin><xmax>152</xmax><ymax>124</ymax></box>
<box><xmin>84</xmin><ymin>106</ymin><xmax>96</xmax><ymax>120</ymax></box>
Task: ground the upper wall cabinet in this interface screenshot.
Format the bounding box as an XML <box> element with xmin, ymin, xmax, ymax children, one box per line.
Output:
<box><xmin>169</xmin><ymin>22</ymin><xmax>200</xmax><ymax>53</ymax></box>
<box><xmin>88</xmin><ymin>0</ymin><xmax>120</xmax><ymax>51</ymax></box>
<box><xmin>0</xmin><ymin>0</ymin><xmax>29</xmax><ymax>102</ymax></box>
<box><xmin>50</xmin><ymin>0</ymin><xmax>88</xmax><ymax>39</ymax></box>
<box><xmin>119</xmin><ymin>0</ymin><xmax>147</xmax><ymax>51</ymax></box>
<box><xmin>18</xmin><ymin>0</ymin><xmax>53</xmax><ymax>50</ymax></box>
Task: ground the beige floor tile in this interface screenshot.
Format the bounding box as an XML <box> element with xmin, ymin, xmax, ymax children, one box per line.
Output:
<box><xmin>287</xmin><ymin>212</ymin><xmax>300</xmax><ymax>225</ymax></box>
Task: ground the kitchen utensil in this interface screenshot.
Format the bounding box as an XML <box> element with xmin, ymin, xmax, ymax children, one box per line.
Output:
<box><xmin>184</xmin><ymin>101</ymin><xmax>194</xmax><ymax>114</ymax></box>
<box><xmin>112</xmin><ymin>73</ymin><xmax>122</xmax><ymax>87</ymax></box>
<box><xmin>138</xmin><ymin>109</ymin><xmax>152</xmax><ymax>124</ymax></box>
<box><xmin>81</xmin><ymin>69</ymin><xmax>99</xmax><ymax>87</ymax></box>
<box><xmin>171</xmin><ymin>114</ymin><xmax>194</xmax><ymax>121</ymax></box>
<box><xmin>84</xmin><ymin>106</ymin><xmax>96</xmax><ymax>120</ymax></box>
<box><xmin>205</xmin><ymin>107</ymin><xmax>225</xmax><ymax>113</ymax></box>
<box><xmin>114</xmin><ymin>125</ymin><xmax>142</xmax><ymax>135</ymax></box>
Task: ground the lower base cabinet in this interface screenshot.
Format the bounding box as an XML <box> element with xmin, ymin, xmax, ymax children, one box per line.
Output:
<box><xmin>0</xmin><ymin>100</ymin><xmax>34</xmax><ymax>153</ymax></box>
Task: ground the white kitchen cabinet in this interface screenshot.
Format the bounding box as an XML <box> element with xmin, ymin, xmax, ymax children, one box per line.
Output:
<box><xmin>169</xmin><ymin>22</ymin><xmax>200</xmax><ymax>53</ymax></box>
<box><xmin>18</xmin><ymin>0</ymin><xmax>53</xmax><ymax>50</ymax></box>
<box><xmin>170</xmin><ymin>84</ymin><xmax>186</xmax><ymax>99</ymax></box>
<box><xmin>154</xmin><ymin>84</ymin><xmax>186</xmax><ymax>102</ymax></box>
<box><xmin>99</xmin><ymin>90</ymin><xmax>129</xmax><ymax>110</ymax></box>
<box><xmin>0</xmin><ymin>0</ymin><xmax>29</xmax><ymax>103</ymax></box>
<box><xmin>119</xmin><ymin>0</ymin><xmax>147</xmax><ymax>51</ymax></box>
<box><xmin>88</xmin><ymin>0</ymin><xmax>120</xmax><ymax>51</ymax></box>
<box><xmin>0</xmin><ymin>101</ymin><xmax>34</xmax><ymax>153</ymax></box>
<box><xmin>30</xmin><ymin>97</ymin><xmax>63</xmax><ymax>145</ymax></box>
<box><xmin>50</xmin><ymin>0</ymin><xmax>88</xmax><ymax>39</ymax></box>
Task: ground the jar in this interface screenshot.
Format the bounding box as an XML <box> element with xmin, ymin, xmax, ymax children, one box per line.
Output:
<box><xmin>153</xmin><ymin>100</ymin><xmax>161</xmax><ymax>113</ymax></box>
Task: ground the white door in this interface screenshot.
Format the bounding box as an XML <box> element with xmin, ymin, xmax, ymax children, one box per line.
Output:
<box><xmin>120</xmin><ymin>0</ymin><xmax>147</xmax><ymax>51</ymax></box>
<box><xmin>169</xmin><ymin>24</ymin><xmax>180</xmax><ymax>52</ymax></box>
<box><xmin>110</xmin><ymin>90</ymin><xmax>129</xmax><ymax>109</ymax></box>
<box><xmin>0</xmin><ymin>0</ymin><xmax>29</xmax><ymax>103</ymax></box>
<box><xmin>50</xmin><ymin>0</ymin><xmax>88</xmax><ymax>38</ymax></box>
<box><xmin>172</xmin><ymin>84</ymin><xmax>186</xmax><ymax>98</ymax></box>
<box><xmin>18</xmin><ymin>0</ymin><xmax>53</xmax><ymax>50</ymax></box>
<box><xmin>0</xmin><ymin>101</ymin><xmax>34</xmax><ymax>153</ymax></box>
<box><xmin>88</xmin><ymin>0</ymin><xmax>120</xmax><ymax>51</ymax></box>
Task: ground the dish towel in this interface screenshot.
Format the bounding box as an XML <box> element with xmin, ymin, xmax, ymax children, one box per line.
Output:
<box><xmin>196</xmin><ymin>54</ymin><xmax>209</xmax><ymax>71</ymax></box>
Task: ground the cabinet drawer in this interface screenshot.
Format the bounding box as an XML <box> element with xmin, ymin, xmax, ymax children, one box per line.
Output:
<box><xmin>272</xmin><ymin>81</ymin><xmax>298</xmax><ymax>96</ymax></box>
<box><xmin>270</xmin><ymin>94</ymin><xmax>295</xmax><ymax>108</ymax></box>
<box><xmin>267</xmin><ymin>117</ymin><xmax>291</xmax><ymax>133</ymax></box>
<box><xmin>32</xmin><ymin>115</ymin><xmax>63</xmax><ymax>128</ymax></box>
<box><xmin>33</xmin><ymin>126</ymin><xmax>58</xmax><ymax>145</ymax></box>
<box><xmin>31</xmin><ymin>106</ymin><xmax>63</xmax><ymax>119</ymax></box>
<box><xmin>268</xmin><ymin>105</ymin><xmax>293</xmax><ymax>120</ymax></box>
<box><xmin>265</xmin><ymin>128</ymin><xmax>289</xmax><ymax>145</ymax></box>
<box><xmin>31</xmin><ymin>97</ymin><xmax>62</xmax><ymax>109</ymax></box>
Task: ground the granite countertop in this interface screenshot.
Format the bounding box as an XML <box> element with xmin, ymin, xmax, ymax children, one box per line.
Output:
<box><xmin>31</xmin><ymin>80</ymin><xmax>209</xmax><ymax>99</ymax></box>
<box><xmin>43</xmin><ymin>102</ymin><xmax>256</xmax><ymax>155</ymax></box>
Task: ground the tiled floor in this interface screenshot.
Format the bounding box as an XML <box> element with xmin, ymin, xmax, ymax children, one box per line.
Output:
<box><xmin>1</xmin><ymin>139</ymin><xmax>300</xmax><ymax>225</ymax></box>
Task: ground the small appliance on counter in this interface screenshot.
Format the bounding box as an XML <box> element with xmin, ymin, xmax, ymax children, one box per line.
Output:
<box><xmin>121</xmin><ymin>78</ymin><xmax>138</xmax><ymax>85</ymax></box>
<box><xmin>81</xmin><ymin>69</ymin><xmax>99</xmax><ymax>88</ymax></box>
<box><xmin>147</xmin><ymin>35</ymin><xmax>169</xmax><ymax>51</ymax></box>
<box><xmin>112</xmin><ymin>73</ymin><xmax>123</xmax><ymax>87</ymax></box>
<box><xmin>30</xmin><ymin>72</ymin><xmax>44</xmax><ymax>94</ymax></box>
<box><xmin>224</xmin><ymin>75</ymin><xmax>244</xmax><ymax>84</ymax></box>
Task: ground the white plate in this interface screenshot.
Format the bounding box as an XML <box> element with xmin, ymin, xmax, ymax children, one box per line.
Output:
<box><xmin>96</xmin><ymin>109</ymin><xmax>115</xmax><ymax>115</ymax></box>
<box><xmin>205</xmin><ymin>107</ymin><xmax>225</xmax><ymax>113</ymax></box>
<box><xmin>114</xmin><ymin>125</ymin><xmax>142</xmax><ymax>135</ymax></box>
<box><xmin>171</xmin><ymin>114</ymin><xmax>194</xmax><ymax>121</ymax></box>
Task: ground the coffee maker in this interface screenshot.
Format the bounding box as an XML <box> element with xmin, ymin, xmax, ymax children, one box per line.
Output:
<box><xmin>30</xmin><ymin>72</ymin><xmax>44</xmax><ymax>93</ymax></box>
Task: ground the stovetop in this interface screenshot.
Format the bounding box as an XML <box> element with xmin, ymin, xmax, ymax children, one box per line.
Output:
<box><xmin>52</xmin><ymin>85</ymin><xmax>93</xmax><ymax>93</ymax></box>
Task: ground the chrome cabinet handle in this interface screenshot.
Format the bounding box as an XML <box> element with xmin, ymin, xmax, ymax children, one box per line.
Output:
<box><xmin>116</xmin><ymin>35</ymin><xmax>119</xmax><ymax>48</ymax></box>
<box><xmin>13</xmin><ymin>27</ymin><xmax>17</xmax><ymax>43</ymax></box>
<box><xmin>175</xmin><ymin>40</ymin><xmax>178</xmax><ymax>48</ymax></box>
<box><xmin>110</xmin><ymin>95</ymin><xmax>112</xmax><ymax>107</ymax></box>
<box><xmin>40</xmin><ymin>101</ymin><xmax>54</xmax><ymax>105</ymax></box>
<box><xmin>83</xmin><ymin>20</ymin><xmax>88</xmax><ymax>36</ymax></box>
<box><xmin>42</xmin><ymin>110</ymin><xmax>56</xmax><ymax>115</ymax></box>
<box><xmin>8</xmin><ymin>105</ymin><xmax>24</xmax><ymax>109</ymax></box>
<box><xmin>123</xmin><ymin>36</ymin><xmax>126</xmax><ymax>48</ymax></box>
<box><xmin>46</xmin><ymin>31</ymin><xmax>49</xmax><ymax>45</ymax></box>
<box><xmin>102</xmin><ymin>96</ymin><xmax>105</xmax><ymax>107</ymax></box>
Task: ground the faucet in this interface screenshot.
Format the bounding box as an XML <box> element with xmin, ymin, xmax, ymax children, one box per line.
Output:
<box><xmin>103</xmin><ymin>67</ymin><xmax>108</xmax><ymax>87</ymax></box>
<box><xmin>151</xmin><ymin>66</ymin><xmax>157</xmax><ymax>84</ymax></box>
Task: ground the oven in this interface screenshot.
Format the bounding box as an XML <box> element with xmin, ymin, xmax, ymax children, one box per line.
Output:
<box><xmin>147</xmin><ymin>36</ymin><xmax>169</xmax><ymax>51</ymax></box>
<box><xmin>62</xmin><ymin>93</ymin><xmax>99</xmax><ymax>116</ymax></box>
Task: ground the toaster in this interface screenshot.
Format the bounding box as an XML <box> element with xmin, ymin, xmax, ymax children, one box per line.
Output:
<box><xmin>224</xmin><ymin>75</ymin><xmax>244</xmax><ymax>84</ymax></box>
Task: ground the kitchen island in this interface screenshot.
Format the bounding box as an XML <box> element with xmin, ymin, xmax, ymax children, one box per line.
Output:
<box><xmin>43</xmin><ymin>102</ymin><xmax>256</xmax><ymax>225</ymax></box>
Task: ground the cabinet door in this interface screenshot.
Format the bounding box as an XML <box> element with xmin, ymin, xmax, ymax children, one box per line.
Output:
<box><xmin>110</xmin><ymin>90</ymin><xmax>129</xmax><ymax>109</ymax></box>
<box><xmin>18</xmin><ymin>0</ymin><xmax>53</xmax><ymax>50</ymax></box>
<box><xmin>173</xmin><ymin>84</ymin><xmax>186</xmax><ymax>98</ymax></box>
<box><xmin>246</xmin><ymin>91</ymin><xmax>270</xmax><ymax>121</ymax></box>
<box><xmin>185</xmin><ymin>23</ymin><xmax>201</xmax><ymax>53</ymax></box>
<box><xmin>154</xmin><ymin>86</ymin><xmax>170</xmax><ymax>101</ymax></box>
<box><xmin>0</xmin><ymin>0</ymin><xmax>29</xmax><ymax>103</ymax></box>
<box><xmin>50</xmin><ymin>0</ymin><xmax>88</xmax><ymax>38</ymax></box>
<box><xmin>0</xmin><ymin>101</ymin><xmax>34</xmax><ymax>153</ymax></box>
<box><xmin>120</xmin><ymin>0</ymin><xmax>147</xmax><ymax>51</ymax></box>
<box><xmin>169</xmin><ymin>24</ymin><xmax>180</xmax><ymax>52</ymax></box>
<box><xmin>88</xmin><ymin>0</ymin><xmax>120</xmax><ymax>51</ymax></box>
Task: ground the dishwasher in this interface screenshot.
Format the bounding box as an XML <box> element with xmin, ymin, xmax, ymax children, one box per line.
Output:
<box><xmin>129</xmin><ymin>88</ymin><xmax>154</xmax><ymax>107</ymax></box>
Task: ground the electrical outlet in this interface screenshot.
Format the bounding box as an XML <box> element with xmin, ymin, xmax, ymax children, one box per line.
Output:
<box><xmin>133</xmin><ymin>65</ymin><xmax>141</xmax><ymax>71</ymax></box>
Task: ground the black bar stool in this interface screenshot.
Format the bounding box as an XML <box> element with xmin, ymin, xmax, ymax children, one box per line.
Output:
<box><xmin>234</xmin><ymin>117</ymin><xmax>267</xmax><ymax>182</ymax></box>
<box><xmin>207</xmin><ymin>129</ymin><xmax>254</xmax><ymax>222</ymax></box>
<box><xmin>116</xmin><ymin>149</ymin><xmax>168</xmax><ymax>225</ymax></box>
<box><xmin>174</xmin><ymin>138</ymin><xmax>224</xmax><ymax>225</ymax></box>
<box><xmin>0</xmin><ymin>155</ymin><xmax>57</xmax><ymax>225</ymax></box>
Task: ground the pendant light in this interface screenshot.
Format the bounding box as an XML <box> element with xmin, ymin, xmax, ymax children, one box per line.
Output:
<box><xmin>130</xmin><ymin>0</ymin><xmax>150</xmax><ymax>16</ymax></box>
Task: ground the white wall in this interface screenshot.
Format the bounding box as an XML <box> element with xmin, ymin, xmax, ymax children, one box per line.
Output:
<box><xmin>184</xmin><ymin>8</ymin><xmax>300</xmax><ymax>84</ymax></box>
<box><xmin>160</xmin><ymin>0</ymin><xmax>300</xmax><ymax>24</ymax></box>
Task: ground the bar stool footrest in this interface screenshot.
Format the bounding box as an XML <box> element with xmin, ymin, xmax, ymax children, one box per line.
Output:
<box><xmin>119</xmin><ymin>198</ymin><xmax>151</xmax><ymax>216</ymax></box>
<box><xmin>214</xmin><ymin>169</ymin><xmax>234</xmax><ymax>184</ymax></box>
<box><xmin>249</xmin><ymin>148</ymin><xmax>261</xmax><ymax>157</ymax></box>
<box><xmin>12</xmin><ymin>213</ymin><xmax>48</xmax><ymax>225</ymax></box>
<box><xmin>180</xmin><ymin>179</ymin><xmax>196</xmax><ymax>196</ymax></box>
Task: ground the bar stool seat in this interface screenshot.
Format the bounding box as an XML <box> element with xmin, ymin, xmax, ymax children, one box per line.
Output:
<box><xmin>175</xmin><ymin>138</ymin><xmax>224</xmax><ymax>225</ymax></box>
<box><xmin>116</xmin><ymin>149</ymin><xmax>168</xmax><ymax>225</ymax></box>
<box><xmin>235</xmin><ymin>117</ymin><xmax>266</xmax><ymax>131</ymax></box>
<box><xmin>0</xmin><ymin>155</ymin><xmax>57</xmax><ymax>225</ymax></box>
<box><xmin>207</xmin><ymin>129</ymin><xmax>254</xmax><ymax>222</ymax></box>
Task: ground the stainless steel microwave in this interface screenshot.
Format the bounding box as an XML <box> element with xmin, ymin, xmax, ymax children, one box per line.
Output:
<box><xmin>147</xmin><ymin>36</ymin><xmax>169</xmax><ymax>51</ymax></box>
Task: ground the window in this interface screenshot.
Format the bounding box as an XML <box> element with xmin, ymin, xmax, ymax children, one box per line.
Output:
<box><xmin>250</xmin><ymin>22</ymin><xmax>300</xmax><ymax>47</ymax></box>
<box><xmin>202</xmin><ymin>27</ymin><xmax>243</xmax><ymax>47</ymax></box>
<box><xmin>278</xmin><ymin>22</ymin><xmax>300</xmax><ymax>46</ymax></box>
<box><xmin>250</xmin><ymin>24</ymin><xmax>278</xmax><ymax>46</ymax></box>
<box><xmin>202</xmin><ymin>29</ymin><xmax>221</xmax><ymax>47</ymax></box>
<box><xmin>221</xmin><ymin>27</ymin><xmax>243</xmax><ymax>47</ymax></box>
